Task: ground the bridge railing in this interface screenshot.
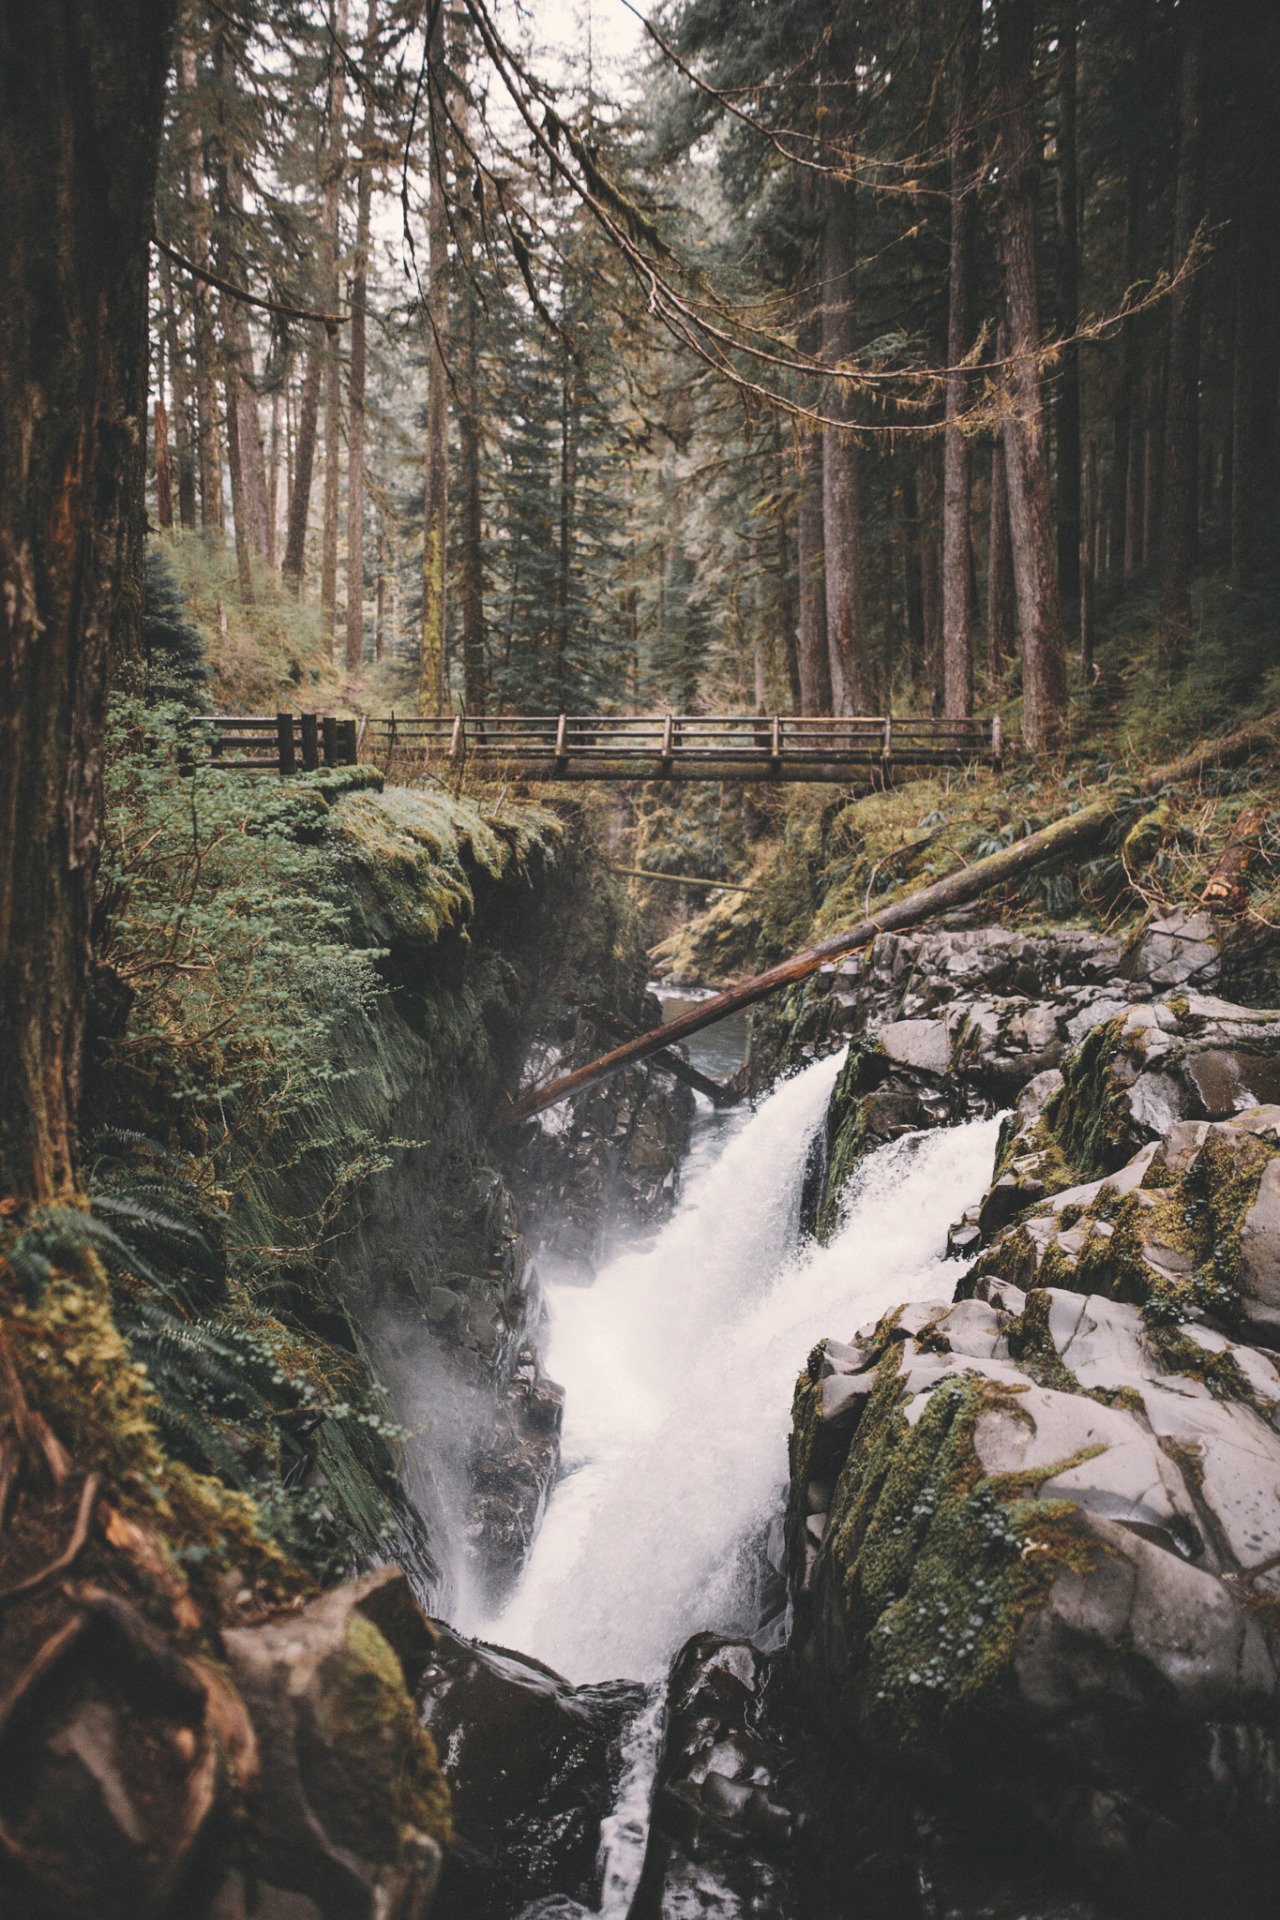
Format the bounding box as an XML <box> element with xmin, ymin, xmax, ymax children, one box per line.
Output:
<box><xmin>191</xmin><ymin>711</ymin><xmax>1002</xmax><ymax>777</ymax></box>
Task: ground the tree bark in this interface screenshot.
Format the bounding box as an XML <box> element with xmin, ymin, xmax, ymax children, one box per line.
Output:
<box><xmin>223</xmin><ymin>354</ymin><xmax>255</xmax><ymax>602</ymax></box>
<box><xmin>1157</xmin><ymin>0</ymin><xmax>1205</xmax><ymax>661</ymax></box>
<box><xmin>821</xmin><ymin>166</ymin><xmax>868</xmax><ymax>714</ymax></box>
<box><xmin>420</xmin><ymin>0</ymin><xmax>449</xmax><ymax>715</ymax></box>
<box><xmin>942</xmin><ymin>0</ymin><xmax>980</xmax><ymax>720</ymax></box>
<box><xmin>283</xmin><ymin>340</ymin><xmax>322</xmax><ymax>586</ymax></box>
<box><xmin>344</xmin><ymin>0</ymin><xmax>377</xmax><ymax>673</ymax></box>
<box><xmin>458</xmin><ymin>251</ymin><xmax>487</xmax><ymax>713</ymax></box>
<box><xmin>987</xmin><ymin>434</ymin><xmax>1016</xmax><ymax>682</ymax></box>
<box><xmin>321</xmin><ymin>0</ymin><xmax>348</xmax><ymax>648</ymax></box>
<box><xmin>0</xmin><ymin>0</ymin><xmax>176</xmax><ymax>1198</ymax></box>
<box><xmin>996</xmin><ymin>0</ymin><xmax>1067</xmax><ymax>750</ymax></box>
<box><xmin>178</xmin><ymin>42</ymin><xmax>222</xmax><ymax>530</ymax></box>
<box><xmin>1055</xmin><ymin>2</ymin><xmax>1082</xmax><ymax>630</ymax></box>
<box><xmin>796</xmin><ymin>305</ymin><xmax>832</xmax><ymax>715</ymax></box>
<box><xmin>1110</xmin><ymin>0</ymin><xmax>1147</xmax><ymax>587</ymax></box>
<box><xmin>157</xmin><ymin>240</ymin><xmax>197</xmax><ymax>528</ymax></box>
<box><xmin>1230</xmin><ymin>178</ymin><xmax>1263</xmax><ymax>574</ymax></box>
<box><xmin>154</xmin><ymin>394</ymin><xmax>174</xmax><ymax>529</ymax></box>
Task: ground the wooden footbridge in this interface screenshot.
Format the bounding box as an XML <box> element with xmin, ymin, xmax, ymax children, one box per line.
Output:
<box><xmin>202</xmin><ymin>711</ymin><xmax>1003</xmax><ymax>781</ymax></box>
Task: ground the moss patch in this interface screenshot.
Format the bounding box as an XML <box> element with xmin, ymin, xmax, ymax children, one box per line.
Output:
<box><xmin>819</xmin><ymin>1358</ymin><xmax>1097</xmax><ymax>1755</ymax></box>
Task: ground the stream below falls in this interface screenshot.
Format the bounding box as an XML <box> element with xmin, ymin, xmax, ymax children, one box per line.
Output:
<box><xmin>452</xmin><ymin>1051</ymin><xmax>1004</xmax><ymax>1918</ymax></box>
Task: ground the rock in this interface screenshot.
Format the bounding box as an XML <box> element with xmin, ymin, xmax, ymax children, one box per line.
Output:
<box><xmin>418</xmin><ymin>1623</ymin><xmax>643</xmax><ymax>1920</ymax></box>
<box><xmin>1240</xmin><ymin>1159</ymin><xmax>1280</xmax><ymax>1342</ymax></box>
<box><xmin>629</xmin><ymin>1636</ymin><xmax>795</xmax><ymax>1920</ymax></box>
<box><xmin>878</xmin><ymin>1017</ymin><xmax>954</xmax><ymax>1074</ymax></box>
<box><xmin>222</xmin><ymin>1570</ymin><xmax>448</xmax><ymax>1920</ymax></box>
<box><xmin>1129</xmin><ymin>909</ymin><xmax>1220</xmax><ymax>988</ymax></box>
<box><xmin>0</xmin><ymin>1588</ymin><xmax>257</xmax><ymax>1920</ymax></box>
<box><xmin>787</xmin><ymin>1283</ymin><xmax>1280</xmax><ymax>1911</ymax></box>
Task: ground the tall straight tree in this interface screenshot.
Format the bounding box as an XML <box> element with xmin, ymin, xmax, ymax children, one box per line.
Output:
<box><xmin>821</xmin><ymin>161</ymin><xmax>868</xmax><ymax>714</ymax></box>
<box><xmin>1157</xmin><ymin>0</ymin><xmax>1205</xmax><ymax>660</ymax></box>
<box><xmin>988</xmin><ymin>434</ymin><xmax>1016</xmax><ymax>679</ymax></box>
<box><xmin>942</xmin><ymin>0</ymin><xmax>980</xmax><ymax>720</ymax></box>
<box><xmin>321</xmin><ymin>0</ymin><xmax>349</xmax><ymax>643</ymax></box>
<box><xmin>1055</xmin><ymin>2</ymin><xmax>1082</xmax><ymax>631</ymax></box>
<box><xmin>345</xmin><ymin>0</ymin><xmax>378</xmax><ymax>672</ymax></box>
<box><xmin>996</xmin><ymin>0</ymin><xmax>1067</xmax><ymax>749</ymax></box>
<box><xmin>421</xmin><ymin>0</ymin><xmax>450</xmax><ymax>715</ymax></box>
<box><xmin>0</xmin><ymin>0</ymin><xmax>176</xmax><ymax>1197</ymax></box>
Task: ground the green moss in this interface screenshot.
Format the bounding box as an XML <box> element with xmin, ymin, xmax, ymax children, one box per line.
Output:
<box><xmin>814</xmin><ymin>1040</ymin><xmax>891</xmax><ymax>1241</ymax></box>
<box><xmin>821</xmin><ymin>1365</ymin><xmax>1097</xmax><ymax>1754</ymax></box>
<box><xmin>304</xmin><ymin>1610</ymin><xmax>452</xmax><ymax>1865</ymax></box>
<box><xmin>1043</xmin><ymin>1018</ymin><xmax>1133</xmax><ymax>1181</ymax></box>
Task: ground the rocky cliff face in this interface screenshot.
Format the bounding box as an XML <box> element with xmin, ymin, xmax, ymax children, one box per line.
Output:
<box><xmin>766</xmin><ymin>917</ymin><xmax>1280</xmax><ymax>1915</ymax></box>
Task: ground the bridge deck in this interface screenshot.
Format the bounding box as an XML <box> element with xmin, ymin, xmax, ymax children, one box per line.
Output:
<box><xmin>201</xmin><ymin>712</ymin><xmax>1004</xmax><ymax>780</ymax></box>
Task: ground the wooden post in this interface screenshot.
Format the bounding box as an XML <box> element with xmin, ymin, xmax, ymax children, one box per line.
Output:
<box><xmin>770</xmin><ymin>714</ymin><xmax>781</xmax><ymax>765</ymax></box>
<box><xmin>992</xmin><ymin>713</ymin><xmax>1004</xmax><ymax>772</ymax></box>
<box><xmin>301</xmin><ymin>711</ymin><xmax>320</xmax><ymax>771</ymax></box>
<box><xmin>555</xmin><ymin>712</ymin><xmax>568</xmax><ymax>768</ymax></box>
<box><xmin>882</xmin><ymin>714</ymin><xmax>894</xmax><ymax>787</ymax></box>
<box><xmin>276</xmin><ymin>711</ymin><xmax>296</xmax><ymax>775</ymax></box>
<box><xmin>660</xmin><ymin>713</ymin><xmax>673</xmax><ymax>772</ymax></box>
<box><xmin>450</xmin><ymin>714</ymin><xmax>463</xmax><ymax>760</ymax></box>
<box><xmin>322</xmin><ymin>715</ymin><xmax>339</xmax><ymax>766</ymax></box>
<box><xmin>338</xmin><ymin>718</ymin><xmax>358</xmax><ymax>765</ymax></box>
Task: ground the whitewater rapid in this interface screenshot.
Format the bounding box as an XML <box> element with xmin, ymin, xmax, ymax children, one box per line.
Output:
<box><xmin>465</xmin><ymin>1052</ymin><xmax>1002</xmax><ymax>1687</ymax></box>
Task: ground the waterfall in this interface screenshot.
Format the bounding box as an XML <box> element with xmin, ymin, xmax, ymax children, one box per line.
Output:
<box><xmin>463</xmin><ymin>1056</ymin><xmax>1002</xmax><ymax>1686</ymax></box>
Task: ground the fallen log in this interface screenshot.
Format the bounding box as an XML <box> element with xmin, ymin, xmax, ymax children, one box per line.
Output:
<box><xmin>1144</xmin><ymin>713</ymin><xmax>1280</xmax><ymax>793</ymax></box>
<box><xmin>490</xmin><ymin>794</ymin><xmax>1118</xmax><ymax>1132</ymax></box>
<box><xmin>1201</xmin><ymin>806</ymin><xmax>1269</xmax><ymax>915</ymax></box>
<box><xmin>569</xmin><ymin>998</ymin><xmax>742</xmax><ymax>1107</ymax></box>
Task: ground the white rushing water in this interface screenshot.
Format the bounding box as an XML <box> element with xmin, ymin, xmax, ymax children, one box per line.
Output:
<box><xmin>466</xmin><ymin>1054</ymin><xmax>1002</xmax><ymax>1687</ymax></box>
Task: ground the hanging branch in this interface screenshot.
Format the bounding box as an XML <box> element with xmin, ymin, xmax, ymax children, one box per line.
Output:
<box><xmin>152</xmin><ymin>233</ymin><xmax>344</xmax><ymax>331</ymax></box>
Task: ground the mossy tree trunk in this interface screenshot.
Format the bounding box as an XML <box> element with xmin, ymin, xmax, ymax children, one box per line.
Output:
<box><xmin>0</xmin><ymin>0</ymin><xmax>176</xmax><ymax>1198</ymax></box>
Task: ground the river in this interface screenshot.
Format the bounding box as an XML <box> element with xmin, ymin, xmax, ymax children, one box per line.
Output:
<box><xmin>452</xmin><ymin>1046</ymin><xmax>1002</xmax><ymax>1916</ymax></box>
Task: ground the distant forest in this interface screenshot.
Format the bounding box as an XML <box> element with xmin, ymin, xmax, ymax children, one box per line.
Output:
<box><xmin>147</xmin><ymin>0</ymin><xmax>1280</xmax><ymax>746</ymax></box>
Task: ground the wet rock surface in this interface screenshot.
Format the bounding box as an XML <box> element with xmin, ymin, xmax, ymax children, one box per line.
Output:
<box><xmin>783</xmin><ymin>959</ymin><xmax>1280</xmax><ymax>1915</ymax></box>
<box><xmin>418</xmin><ymin>1623</ymin><xmax>643</xmax><ymax>1920</ymax></box>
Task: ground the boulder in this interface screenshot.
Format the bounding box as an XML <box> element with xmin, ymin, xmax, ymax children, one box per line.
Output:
<box><xmin>786</xmin><ymin>1274</ymin><xmax>1280</xmax><ymax>1913</ymax></box>
<box><xmin>221</xmin><ymin>1570</ymin><xmax>448</xmax><ymax>1920</ymax></box>
<box><xmin>417</xmin><ymin>1624</ymin><xmax>643</xmax><ymax>1920</ymax></box>
<box><xmin>629</xmin><ymin>1635</ymin><xmax>795</xmax><ymax>1920</ymax></box>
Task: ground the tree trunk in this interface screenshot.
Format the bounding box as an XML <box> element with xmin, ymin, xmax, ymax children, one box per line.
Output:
<box><xmin>158</xmin><ymin>240</ymin><xmax>197</xmax><ymax>528</ymax></box>
<box><xmin>223</xmin><ymin>355</ymin><xmax>255</xmax><ymax>602</ymax></box>
<box><xmin>155</xmin><ymin>393</ymin><xmax>174</xmax><ymax>530</ymax></box>
<box><xmin>1081</xmin><ymin>438</ymin><xmax>1097</xmax><ymax>675</ymax></box>
<box><xmin>942</xmin><ymin>0</ymin><xmax>980</xmax><ymax>720</ymax></box>
<box><xmin>321</xmin><ymin>0</ymin><xmax>348</xmax><ymax>648</ymax></box>
<box><xmin>179</xmin><ymin>41</ymin><xmax>222</xmax><ymax>530</ymax></box>
<box><xmin>1230</xmin><ymin>180</ymin><xmax>1263</xmax><ymax>574</ymax></box>
<box><xmin>0</xmin><ymin>0</ymin><xmax>176</xmax><ymax>1198</ymax></box>
<box><xmin>1109</xmin><ymin>1</ymin><xmax>1146</xmax><ymax>587</ymax></box>
<box><xmin>987</xmin><ymin>434</ymin><xmax>1016</xmax><ymax>681</ymax></box>
<box><xmin>1157</xmin><ymin>0</ymin><xmax>1205</xmax><ymax>661</ymax></box>
<box><xmin>1055</xmin><ymin>2</ymin><xmax>1082</xmax><ymax>631</ymax></box>
<box><xmin>554</xmin><ymin>356</ymin><xmax>579</xmax><ymax>708</ymax></box>
<box><xmin>996</xmin><ymin>0</ymin><xmax>1067</xmax><ymax>750</ymax></box>
<box><xmin>821</xmin><ymin>167</ymin><xmax>868</xmax><ymax>714</ymax></box>
<box><xmin>796</xmin><ymin>292</ymin><xmax>831</xmax><ymax>715</ymax></box>
<box><xmin>283</xmin><ymin>340</ymin><xmax>322</xmax><ymax>586</ymax></box>
<box><xmin>458</xmin><ymin>260</ymin><xmax>487</xmax><ymax>713</ymax></box>
<box><xmin>344</xmin><ymin>0</ymin><xmax>377</xmax><ymax>674</ymax></box>
<box><xmin>420</xmin><ymin>0</ymin><xmax>449</xmax><ymax>715</ymax></box>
